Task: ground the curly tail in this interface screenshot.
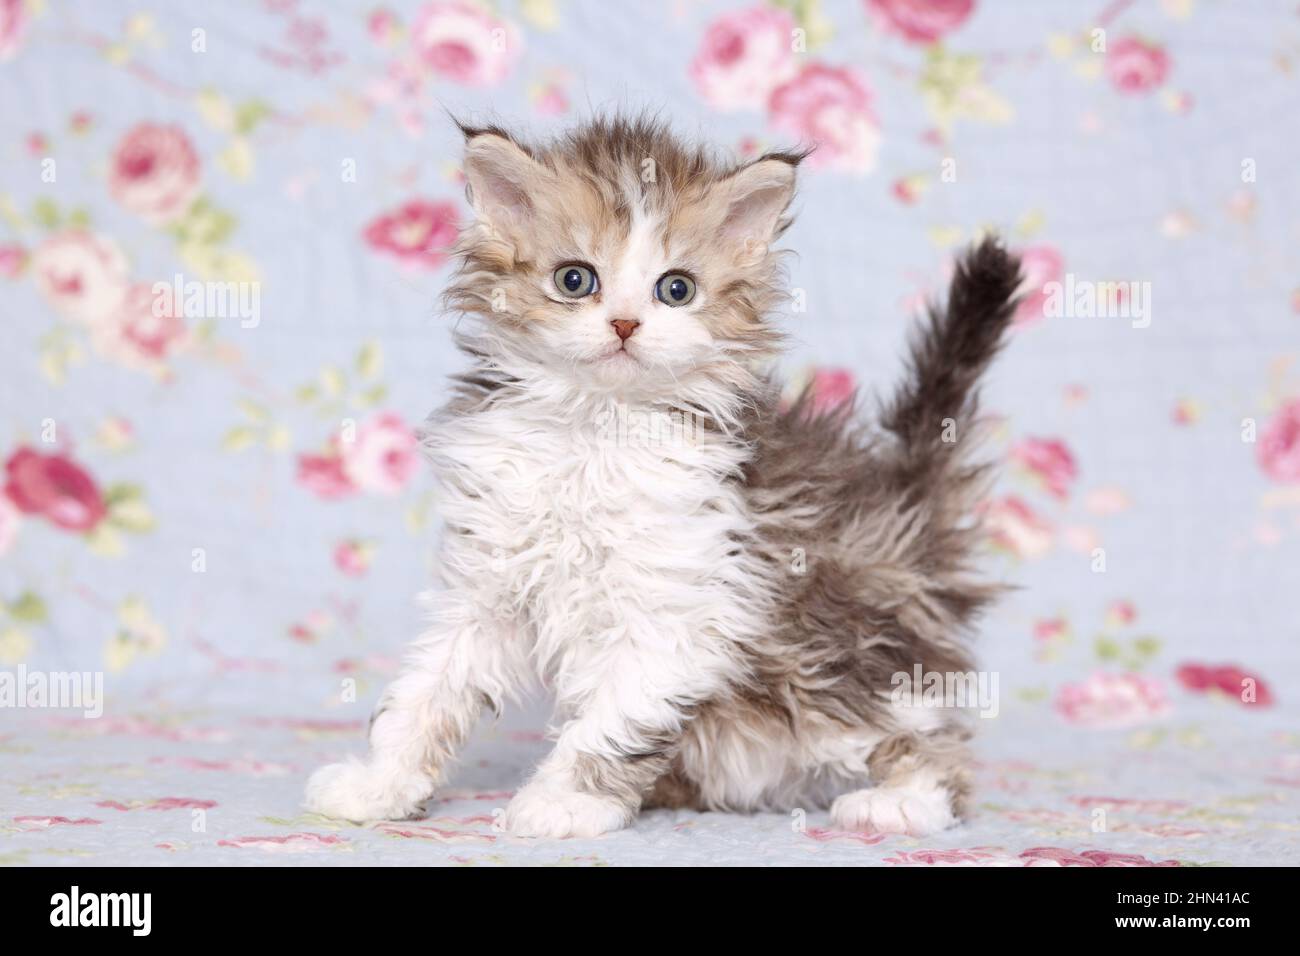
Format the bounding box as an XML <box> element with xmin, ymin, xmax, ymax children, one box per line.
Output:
<box><xmin>880</xmin><ymin>237</ymin><xmax>1022</xmax><ymax>490</ymax></box>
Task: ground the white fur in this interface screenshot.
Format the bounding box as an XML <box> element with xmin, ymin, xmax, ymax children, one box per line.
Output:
<box><xmin>504</xmin><ymin>778</ymin><xmax>629</xmax><ymax>839</ymax></box>
<box><xmin>305</xmin><ymin>360</ymin><xmax>774</xmax><ymax>832</ymax></box>
<box><xmin>830</xmin><ymin>768</ymin><xmax>958</xmax><ymax>836</ymax></box>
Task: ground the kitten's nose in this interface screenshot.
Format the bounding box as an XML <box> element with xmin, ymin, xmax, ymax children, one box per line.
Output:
<box><xmin>610</xmin><ymin>318</ymin><xmax>640</xmax><ymax>341</ymax></box>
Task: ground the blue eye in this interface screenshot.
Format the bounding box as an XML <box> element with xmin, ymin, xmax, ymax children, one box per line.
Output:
<box><xmin>655</xmin><ymin>272</ymin><xmax>696</xmax><ymax>307</ymax></box>
<box><xmin>554</xmin><ymin>264</ymin><xmax>598</xmax><ymax>298</ymax></box>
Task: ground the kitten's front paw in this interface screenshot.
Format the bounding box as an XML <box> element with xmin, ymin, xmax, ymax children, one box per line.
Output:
<box><xmin>304</xmin><ymin>758</ymin><xmax>432</xmax><ymax>822</ymax></box>
<box><xmin>831</xmin><ymin>784</ymin><xmax>957</xmax><ymax>837</ymax></box>
<box><xmin>504</xmin><ymin>781</ymin><xmax>630</xmax><ymax>839</ymax></box>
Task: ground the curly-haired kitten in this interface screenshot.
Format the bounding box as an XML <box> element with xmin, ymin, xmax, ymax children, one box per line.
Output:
<box><xmin>305</xmin><ymin>117</ymin><xmax>1021</xmax><ymax>838</ymax></box>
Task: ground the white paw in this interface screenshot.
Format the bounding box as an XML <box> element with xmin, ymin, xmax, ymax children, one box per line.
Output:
<box><xmin>831</xmin><ymin>783</ymin><xmax>957</xmax><ymax>836</ymax></box>
<box><xmin>504</xmin><ymin>781</ymin><xmax>630</xmax><ymax>839</ymax></box>
<box><xmin>304</xmin><ymin>758</ymin><xmax>432</xmax><ymax>822</ymax></box>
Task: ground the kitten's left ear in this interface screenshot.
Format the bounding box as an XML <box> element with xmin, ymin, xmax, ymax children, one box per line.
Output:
<box><xmin>713</xmin><ymin>154</ymin><xmax>800</xmax><ymax>254</ymax></box>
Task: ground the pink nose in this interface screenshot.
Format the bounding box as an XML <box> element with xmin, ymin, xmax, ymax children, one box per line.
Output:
<box><xmin>611</xmin><ymin>319</ymin><xmax>640</xmax><ymax>341</ymax></box>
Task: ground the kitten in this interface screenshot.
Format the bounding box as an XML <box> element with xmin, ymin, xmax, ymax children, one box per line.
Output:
<box><xmin>305</xmin><ymin>116</ymin><xmax>1021</xmax><ymax>838</ymax></box>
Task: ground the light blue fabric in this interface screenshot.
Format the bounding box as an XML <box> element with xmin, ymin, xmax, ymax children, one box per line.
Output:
<box><xmin>1</xmin><ymin>0</ymin><xmax>1296</xmax><ymax>865</ymax></box>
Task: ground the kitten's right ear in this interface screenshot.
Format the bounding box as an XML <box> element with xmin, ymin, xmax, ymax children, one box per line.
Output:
<box><xmin>460</xmin><ymin>128</ymin><xmax>552</xmax><ymax>237</ymax></box>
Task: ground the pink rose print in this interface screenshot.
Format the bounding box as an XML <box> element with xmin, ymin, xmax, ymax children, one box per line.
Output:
<box><xmin>108</xmin><ymin>123</ymin><xmax>201</xmax><ymax>225</ymax></box>
<box><xmin>807</xmin><ymin>367</ymin><xmax>857</xmax><ymax>413</ymax></box>
<box><xmin>884</xmin><ymin>846</ymin><xmax>1178</xmax><ymax>867</ymax></box>
<box><xmin>96</xmin><ymin>797</ymin><xmax>217</xmax><ymax>811</ymax></box>
<box><xmin>297</xmin><ymin>413</ymin><xmax>419</xmax><ymax>499</ymax></box>
<box><xmin>1054</xmin><ymin>672</ymin><xmax>1171</xmax><ymax>728</ymax></box>
<box><xmin>218</xmin><ymin>832</ymin><xmax>348</xmax><ymax>852</ymax></box>
<box><xmin>0</xmin><ymin>242</ymin><xmax>24</xmax><ymax>278</ymax></box>
<box><xmin>261</xmin><ymin>14</ymin><xmax>344</xmax><ymax>74</ymax></box>
<box><xmin>49</xmin><ymin>713</ymin><xmax>230</xmax><ymax>742</ymax></box>
<box><xmin>411</xmin><ymin>1</ymin><xmax>521</xmax><ymax>86</ymax></box>
<box><xmin>768</xmin><ymin>64</ymin><xmax>880</xmax><ymax>173</ymax></box>
<box><xmin>891</xmin><ymin>176</ymin><xmax>924</xmax><ymax>205</ymax></box>
<box><xmin>803</xmin><ymin>827</ymin><xmax>888</xmax><ymax>846</ymax></box>
<box><xmin>0</xmin><ymin>0</ymin><xmax>26</xmax><ymax>61</ymax></box>
<box><xmin>981</xmin><ymin>495</ymin><xmax>1053</xmax><ymax>558</ymax></box>
<box><xmin>1105</xmin><ymin>599</ymin><xmax>1137</xmax><ymax>628</ymax></box>
<box><xmin>865</xmin><ymin>0</ymin><xmax>974</xmax><ymax>45</ymax></box>
<box><xmin>1171</xmin><ymin>398</ymin><xmax>1199</xmax><ymax>425</ymax></box>
<box><xmin>1069</xmin><ymin>795</ymin><xmax>1187</xmax><ymax>815</ymax></box>
<box><xmin>296</xmin><ymin>453</ymin><xmax>354</xmax><ymax>499</ymax></box>
<box><xmin>690</xmin><ymin>6</ymin><xmax>798</xmax><ymax>111</ymax></box>
<box><xmin>1033</xmin><ymin>617</ymin><xmax>1068</xmax><ymax>644</ymax></box>
<box><xmin>363</xmin><ymin>199</ymin><xmax>460</xmax><ymax>270</ymax></box>
<box><xmin>13</xmin><ymin>816</ymin><xmax>103</xmax><ymax>829</ymax></box>
<box><xmin>91</xmin><ymin>282</ymin><xmax>189</xmax><ymax>373</ymax></box>
<box><xmin>369</xmin><ymin>8</ymin><xmax>401</xmax><ymax>45</ymax></box>
<box><xmin>333</xmin><ymin>539</ymin><xmax>373</xmax><ymax>576</ymax></box>
<box><xmin>1012</xmin><ymin>244</ymin><xmax>1064</xmax><ymax>326</ymax></box>
<box><xmin>288</xmin><ymin>609</ymin><xmax>335</xmax><ymax>644</ymax></box>
<box><xmin>534</xmin><ymin>85</ymin><xmax>568</xmax><ymax>116</ymax></box>
<box><xmin>366</xmin><ymin>58</ymin><xmax>430</xmax><ymax>136</ymax></box>
<box><xmin>373</xmin><ymin>820</ymin><xmax>497</xmax><ymax>844</ymax></box>
<box><xmin>885</xmin><ymin>847</ymin><xmax>1008</xmax><ymax>866</ymax></box>
<box><xmin>30</xmin><ymin>230</ymin><xmax>130</xmax><ymax>325</ymax></box>
<box><xmin>1106</xmin><ymin>37</ymin><xmax>1169</xmax><ymax>95</ymax></box>
<box><xmin>0</xmin><ymin>494</ymin><xmax>19</xmax><ymax>555</ymax></box>
<box><xmin>1176</xmin><ymin>663</ymin><xmax>1274</xmax><ymax>707</ymax></box>
<box><xmin>1010</xmin><ymin>437</ymin><xmax>1078</xmax><ymax>500</ymax></box>
<box><xmin>342</xmin><ymin>412</ymin><xmax>419</xmax><ymax>494</ymax></box>
<box><xmin>1256</xmin><ymin>398</ymin><xmax>1300</xmax><ymax>483</ymax></box>
<box><xmin>1019</xmin><ymin>847</ymin><xmax>1179</xmax><ymax>867</ymax></box>
<box><xmin>3</xmin><ymin>446</ymin><xmax>107</xmax><ymax>533</ymax></box>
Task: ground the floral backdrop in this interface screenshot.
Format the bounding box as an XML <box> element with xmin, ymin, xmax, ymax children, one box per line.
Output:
<box><xmin>1</xmin><ymin>0</ymin><xmax>1299</xmax><ymax>866</ymax></box>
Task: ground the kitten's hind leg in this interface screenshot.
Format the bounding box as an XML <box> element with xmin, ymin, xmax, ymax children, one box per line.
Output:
<box><xmin>830</xmin><ymin>729</ymin><xmax>971</xmax><ymax>837</ymax></box>
<box><xmin>643</xmin><ymin>763</ymin><xmax>704</xmax><ymax>811</ymax></box>
<box><xmin>305</xmin><ymin>606</ymin><xmax>527</xmax><ymax>822</ymax></box>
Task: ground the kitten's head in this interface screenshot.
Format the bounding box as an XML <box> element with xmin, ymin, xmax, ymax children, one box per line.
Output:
<box><xmin>447</xmin><ymin>116</ymin><xmax>801</xmax><ymax>402</ymax></box>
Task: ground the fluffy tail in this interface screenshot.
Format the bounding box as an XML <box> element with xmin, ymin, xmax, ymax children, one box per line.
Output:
<box><xmin>880</xmin><ymin>237</ymin><xmax>1021</xmax><ymax>487</ymax></box>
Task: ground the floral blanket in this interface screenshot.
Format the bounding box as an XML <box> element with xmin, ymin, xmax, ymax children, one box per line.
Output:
<box><xmin>4</xmin><ymin>702</ymin><xmax>1298</xmax><ymax>866</ymax></box>
<box><xmin>2</xmin><ymin>1</ymin><xmax>1298</xmax><ymax>865</ymax></box>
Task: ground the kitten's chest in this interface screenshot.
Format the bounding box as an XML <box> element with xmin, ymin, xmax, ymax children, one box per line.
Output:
<box><xmin>435</xmin><ymin>405</ymin><xmax>748</xmax><ymax>580</ymax></box>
